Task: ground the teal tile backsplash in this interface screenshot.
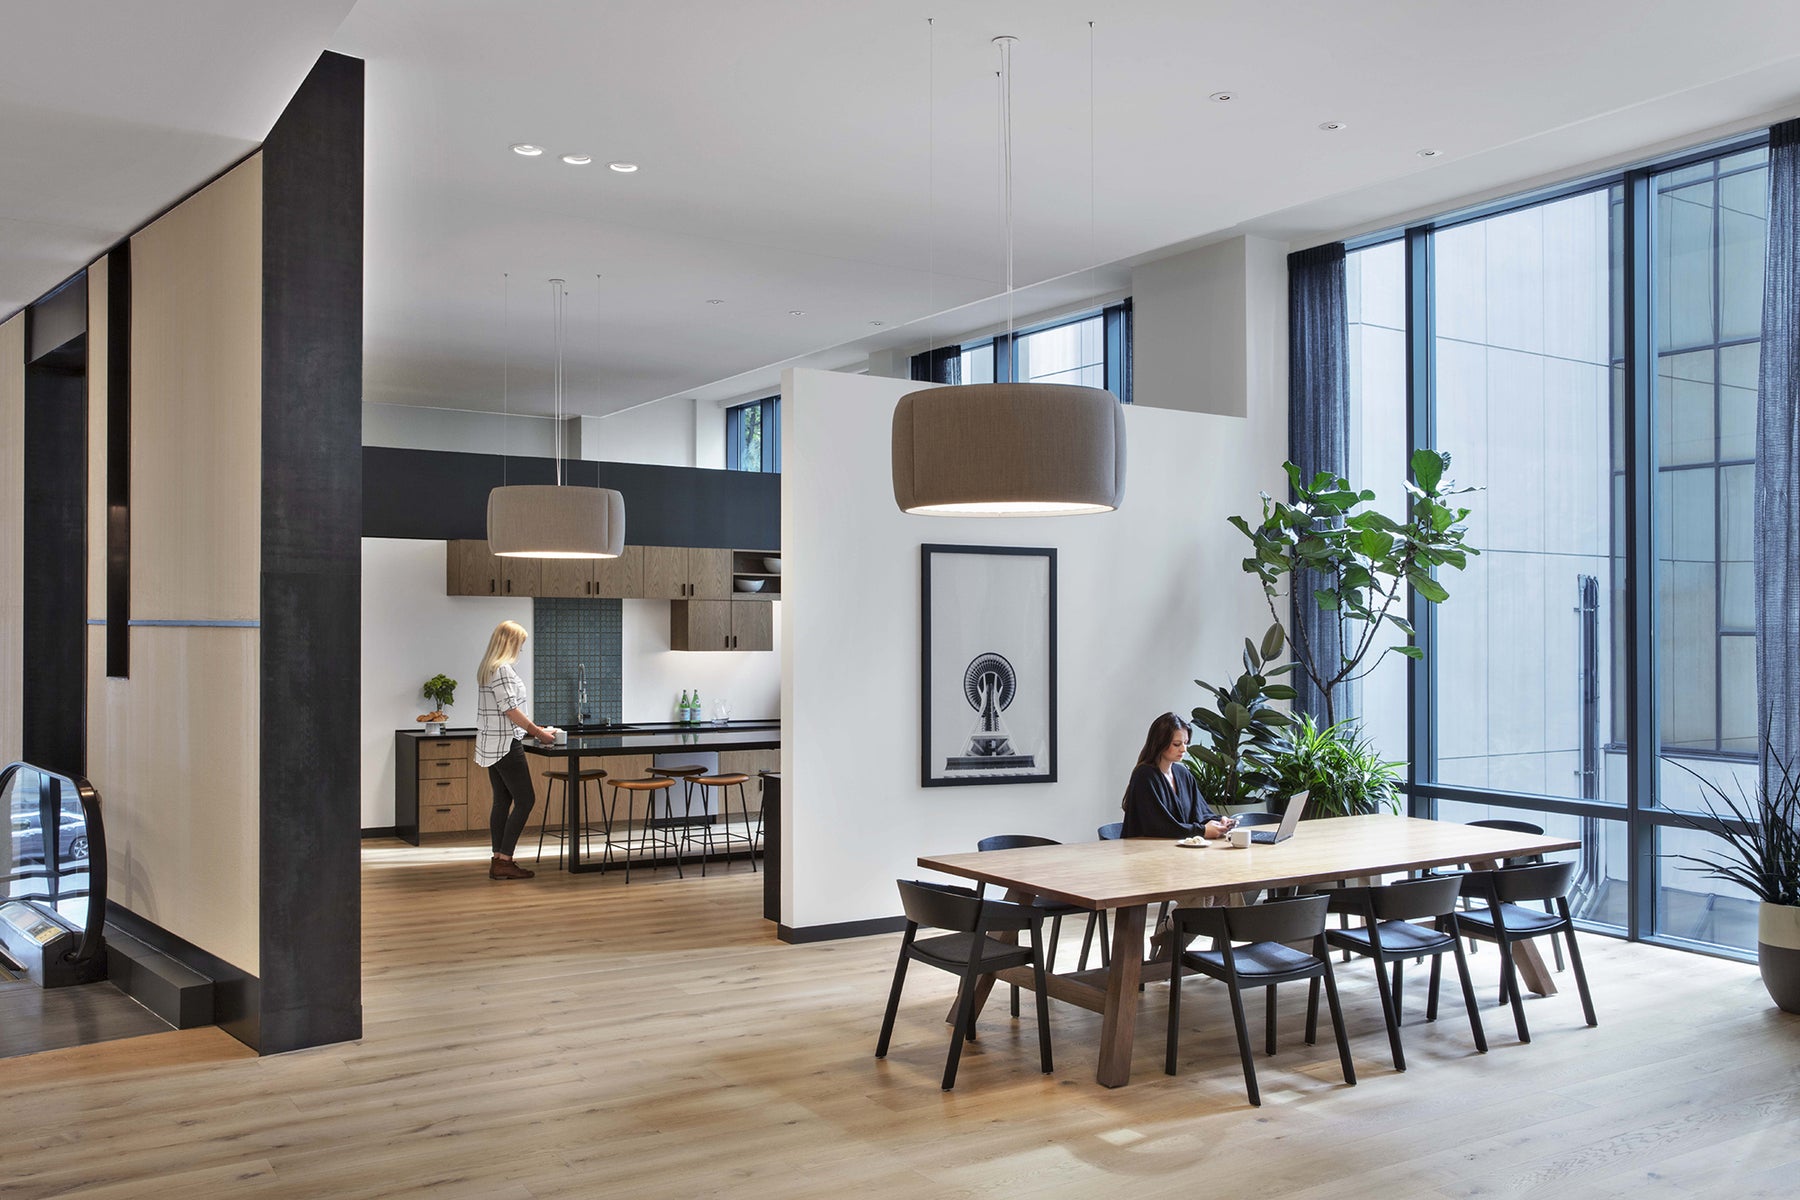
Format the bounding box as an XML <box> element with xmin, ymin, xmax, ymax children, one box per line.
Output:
<box><xmin>532</xmin><ymin>598</ymin><xmax>622</xmax><ymax>724</ymax></box>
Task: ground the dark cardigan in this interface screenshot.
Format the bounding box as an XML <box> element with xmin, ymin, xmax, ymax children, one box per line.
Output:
<box><xmin>1120</xmin><ymin>761</ymin><xmax>1220</xmax><ymax>839</ymax></box>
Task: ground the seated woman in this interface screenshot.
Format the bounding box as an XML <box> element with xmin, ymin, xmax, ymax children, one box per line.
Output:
<box><xmin>1121</xmin><ymin>712</ymin><xmax>1235</xmax><ymax>840</ymax></box>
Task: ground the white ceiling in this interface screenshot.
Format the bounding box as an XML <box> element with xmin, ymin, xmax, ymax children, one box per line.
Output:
<box><xmin>5</xmin><ymin>2</ymin><xmax>1800</xmax><ymax>419</ymax></box>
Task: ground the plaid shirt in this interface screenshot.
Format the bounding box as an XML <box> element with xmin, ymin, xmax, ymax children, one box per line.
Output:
<box><xmin>475</xmin><ymin>663</ymin><xmax>529</xmax><ymax>767</ymax></box>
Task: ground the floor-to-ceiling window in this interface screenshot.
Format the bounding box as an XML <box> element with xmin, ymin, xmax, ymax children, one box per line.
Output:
<box><xmin>1348</xmin><ymin>136</ymin><xmax>1768</xmax><ymax>958</ymax></box>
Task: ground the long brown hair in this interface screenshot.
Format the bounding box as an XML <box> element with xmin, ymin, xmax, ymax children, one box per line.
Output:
<box><xmin>1135</xmin><ymin>712</ymin><xmax>1193</xmax><ymax>769</ymax></box>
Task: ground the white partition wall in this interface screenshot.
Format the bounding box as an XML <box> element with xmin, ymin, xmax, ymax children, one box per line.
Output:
<box><xmin>779</xmin><ymin>368</ymin><xmax>1287</xmax><ymax>933</ymax></box>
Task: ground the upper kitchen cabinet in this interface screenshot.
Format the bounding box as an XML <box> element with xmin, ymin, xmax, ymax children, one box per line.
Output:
<box><xmin>670</xmin><ymin>598</ymin><xmax>774</xmax><ymax>651</ymax></box>
<box><xmin>446</xmin><ymin>539</ymin><xmax>539</xmax><ymax>597</ymax></box>
<box><xmin>642</xmin><ymin>547</ymin><xmax>731</xmax><ymax>599</ymax></box>
<box><xmin>537</xmin><ymin>546</ymin><xmax>645</xmax><ymax>598</ymax></box>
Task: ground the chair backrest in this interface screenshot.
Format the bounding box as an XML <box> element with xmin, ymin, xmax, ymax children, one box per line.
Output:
<box><xmin>977</xmin><ymin>834</ymin><xmax>1060</xmax><ymax>853</ymax></box>
<box><xmin>1231</xmin><ymin>811</ymin><xmax>1283</xmax><ymax>828</ymax></box>
<box><xmin>1097</xmin><ymin>822</ymin><xmax>1123</xmax><ymax>841</ymax></box>
<box><xmin>1491</xmin><ymin>860</ymin><xmax>1576</xmax><ymax>904</ymax></box>
<box><xmin>895</xmin><ymin>879</ymin><xmax>983</xmax><ymax>931</ymax></box>
<box><xmin>1175</xmin><ymin>893</ymin><xmax>1329</xmax><ymax>944</ymax></box>
<box><xmin>1468</xmin><ymin>817</ymin><xmax>1546</xmax><ymax>836</ymax></box>
<box><xmin>1369</xmin><ymin>875</ymin><xmax>1464</xmax><ymax>922</ymax></box>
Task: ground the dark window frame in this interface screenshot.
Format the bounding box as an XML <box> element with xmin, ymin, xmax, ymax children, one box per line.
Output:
<box><xmin>909</xmin><ymin>299</ymin><xmax>1134</xmax><ymax>403</ymax></box>
<box><xmin>725</xmin><ymin>394</ymin><xmax>780</xmax><ymax>473</ymax></box>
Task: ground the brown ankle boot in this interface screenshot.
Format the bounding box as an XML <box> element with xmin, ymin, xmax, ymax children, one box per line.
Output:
<box><xmin>489</xmin><ymin>856</ymin><xmax>535</xmax><ymax>880</ymax></box>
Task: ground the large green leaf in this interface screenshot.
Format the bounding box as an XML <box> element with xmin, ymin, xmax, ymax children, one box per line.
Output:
<box><xmin>1411</xmin><ymin>448</ymin><xmax>1447</xmax><ymax>492</ymax></box>
<box><xmin>1260</xmin><ymin>624</ymin><xmax>1285</xmax><ymax>661</ymax></box>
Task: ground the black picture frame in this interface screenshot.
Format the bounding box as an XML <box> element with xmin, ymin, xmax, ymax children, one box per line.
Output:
<box><xmin>920</xmin><ymin>544</ymin><xmax>1058</xmax><ymax>788</ymax></box>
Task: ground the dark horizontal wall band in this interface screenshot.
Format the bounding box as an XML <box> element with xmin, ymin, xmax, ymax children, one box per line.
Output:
<box><xmin>86</xmin><ymin>618</ymin><xmax>260</xmax><ymax>628</ymax></box>
<box><xmin>777</xmin><ymin>916</ymin><xmax>908</xmax><ymax>944</ymax></box>
<box><xmin>363</xmin><ymin>446</ymin><xmax>780</xmax><ymax>548</ymax></box>
<box><xmin>105</xmin><ymin>900</ymin><xmax>260</xmax><ymax>1050</ymax></box>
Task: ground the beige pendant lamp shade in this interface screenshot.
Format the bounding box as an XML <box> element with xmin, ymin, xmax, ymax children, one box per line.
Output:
<box><xmin>487</xmin><ymin>277</ymin><xmax>625</xmax><ymax>557</ymax></box>
<box><xmin>489</xmin><ymin>484</ymin><xmax>624</xmax><ymax>557</ymax></box>
<box><xmin>892</xmin><ymin>382</ymin><xmax>1126</xmax><ymax>515</ymax></box>
<box><xmin>891</xmin><ymin>33</ymin><xmax>1126</xmax><ymax>517</ymax></box>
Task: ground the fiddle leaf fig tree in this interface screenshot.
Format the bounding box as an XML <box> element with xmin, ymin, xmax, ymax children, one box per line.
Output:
<box><xmin>1185</xmin><ymin>623</ymin><xmax>1297</xmax><ymax>808</ymax></box>
<box><xmin>1228</xmin><ymin>449</ymin><xmax>1479</xmax><ymax>728</ymax></box>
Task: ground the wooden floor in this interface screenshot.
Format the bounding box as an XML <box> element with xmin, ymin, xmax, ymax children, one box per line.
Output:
<box><xmin>2</xmin><ymin>836</ymin><xmax>1797</xmax><ymax>1199</ymax></box>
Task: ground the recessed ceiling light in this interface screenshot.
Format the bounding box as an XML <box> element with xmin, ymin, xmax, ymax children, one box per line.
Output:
<box><xmin>788</xmin><ymin>310</ymin><xmax>806</xmax><ymax>317</ymax></box>
<box><xmin>1417</xmin><ymin>148</ymin><xmax>1442</xmax><ymax>158</ymax></box>
<box><xmin>1317</xmin><ymin>121</ymin><xmax>1346</xmax><ymax>132</ymax></box>
<box><xmin>869</xmin><ymin>320</ymin><xmax>886</xmax><ymax>327</ymax></box>
<box><xmin>511</xmin><ymin>143</ymin><xmax>545</xmax><ymax>156</ymax></box>
<box><xmin>608</xmin><ymin>162</ymin><xmax>639</xmax><ymax>173</ymax></box>
<box><xmin>561</xmin><ymin>154</ymin><xmax>592</xmax><ymax>165</ymax></box>
<box><xmin>706</xmin><ymin>298</ymin><xmax>724</xmax><ymax>305</ymax></box>
<box><xmin>1209</xmin><ymin>91</ymin><xmax>1235</xmax><ymax>102</ymax></box>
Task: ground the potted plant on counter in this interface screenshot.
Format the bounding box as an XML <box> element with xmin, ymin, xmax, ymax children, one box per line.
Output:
<box><xmin>1664</xmin><ymin>745</ymin><xmax>1800</xmax><ymax>1014</ymax></box>
<box><xmin>418</xmin><ymin>673</ymin><xmax>457</xmax><ymax>736</ymax></box>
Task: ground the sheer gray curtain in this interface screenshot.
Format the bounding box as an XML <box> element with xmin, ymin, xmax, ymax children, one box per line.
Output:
<box><xmin>1759</xmin><ymin>119</ymin><xmax>1800</xmax><ymax>776</ymax></box>
<box><xmin>1288</xmin><ymin>243</ymin><xmax>1351</xmax><ymax>726</ymax></box>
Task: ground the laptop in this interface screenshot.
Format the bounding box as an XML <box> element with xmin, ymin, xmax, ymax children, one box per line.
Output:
<box><xmin>1247</xmin><ymin>791</ymin><xmax>1309</xmax><ymax>844</ymax></box>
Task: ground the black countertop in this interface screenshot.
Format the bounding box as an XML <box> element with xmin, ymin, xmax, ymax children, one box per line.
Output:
<box><xmin>397</xmin><ymin>721</ymin><xmax>780</xmax><ymax>755</ymax></box>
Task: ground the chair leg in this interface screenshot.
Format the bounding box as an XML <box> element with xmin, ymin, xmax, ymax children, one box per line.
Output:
<box><xmin>1165</xmin><ymin>953</ymin><xmax>1184</xmax><ymax>1077</ymax></box>
<box><xmin>1320</xmin><ymin>960</ymin><xmax>1357</xmax><ymax>1087</ymax></box>
<box><xmin>943</xmin><ymin>977</ymin><xmax>978</xmax><ymax>1090</ymax></box>
<box><xmin>1032</xmin><ymin>927</ymin><xmax>1054</xmax><ymax>1075</ymax></box>
<box><xmin>1450</xmin><ymin>937</ymin><xmax>1488</xmax><ymax>1053</ymax></box>
<box><xmin>1010</xmin><ymin>983</ymin><xmax>1020</xmax><ymax>1019</ymax></box>
<box><xmin>1225</xmin><ymin>983</ymin><xmax>1261</xmax><ymax>1107</ymax></box>
<box><xmin>1077</xmin><ymin>911</ymin><xmax>1097</xmax><ymax>971</ymax></box>
<box><xmin>1392</xmin><ymin>959</ymin><xmax>1404</xmax><ymax>1023</ymax></box>
<box><xmin>1546</xmin><ymin>900</ymin><xmax>1566</xmax><ymax>970</ymax></box>
<box><xmin>1265</xmin><ymin>984</ymin><xmax>1278</xmax><ymax>1057</ymax></box>
<box><xmin>1305</xmin><ymin>977</ymin><xmax>1321</xmax><ymax>1045</ymax></box>
<box><xmin>1046</xmin><ymin>914</ymin><xmax>1064</xmax><ymax>975</ymax></box>
<box><xmin>1563</xmin><ymin>925</ymin><xmax>1598</xmax><ymax>1027</ymax></box>
<box><xmin>1497</xmin><ymin>939</ymin><xmax>1530</xmax><ymax>1043</ymax></box>
<box><xmin>1098</xmin><ymin>913</ymin><xmax>1111</xmax><ymax>966</ymax></box>
<box><xmin>876</xmin><ymin>951</ymin><xmax>911</xmax><ymax>1059</ymax></box>
<box><xmin>1427</xmin><ymin>951</ymin><xmax>1443</xmax><ymax>1022</ymax></box>
<box><xmin>1370</xmin><ymin>950</ymin><xmax>1407</xmax><ymax>1071</ymax></box>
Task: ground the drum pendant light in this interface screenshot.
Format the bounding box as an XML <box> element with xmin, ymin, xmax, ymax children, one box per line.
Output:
<box><xmin>488</xmin><ymin>278</ymin><xmax>626</xmax><ymax>557</ymax></box>
<box><xmin>891</xmin><ymin>34</ymin><xmax>1125</xmax><ymax>517</ymax></box>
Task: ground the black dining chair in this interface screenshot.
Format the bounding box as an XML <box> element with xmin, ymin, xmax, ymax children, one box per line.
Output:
<box><xmin>1165</xmin><ymin>893</ymin><xmax>1356</xmax><ymax>1107</ymax></box>
<box><xmin>876</xmin><ymin>879</ymin><xmax>1053</xmax><ymax>1090</ymax></box>
<box><xmin>1444</xmin><ymin>862</ymin><xmax>1596</xmax><ymax>1043</ymax></box>
<box><xmin>1460</xmin><ymin>818</ymin><xmax>1564</xmax><ymax>971</ymax></box>
<box><xmin>977</xmin><ymin>836</ymin><xmax>1109</xmax><ymax>1000</ymax></box>
<box><xmin>1312</xmin><ymin>875</ymin><xmax>1486</xmax><ymax>1070</ymax></box>
<box><xmin>1097</xmin><ymin>822</ymin><xmax>1123</xmax><ymax>841</ymax></box>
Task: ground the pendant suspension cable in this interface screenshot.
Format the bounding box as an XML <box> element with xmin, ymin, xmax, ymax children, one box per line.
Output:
<box><xmin>1088</xmin><ymin>21</ymin><xmax>1097</xmax><ymax>291</ymax></box>
<box><xmin>927</xmin><ymin>16</ymin><xmax>935</xmax><ymax>365</ymax></box>
<box><xmin>994</xmin><ymin>35</ymin><xmax>1017</xmax><ymax>352</ymax></box>
<box><xmin>550</xmin><ymin>277</ymin><xmax>566</xmax><ymax>485</ymax></box>
<box><xmin>502</xmin><ymin>272</ymin><xmax>510</xmax><ymax>487</ymax></box>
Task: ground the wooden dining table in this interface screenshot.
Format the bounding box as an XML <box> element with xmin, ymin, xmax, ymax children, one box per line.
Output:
<box><xmin>918</xmin><ymin>814</ymin><xmax>1579</xmax><ymax>1087</ymax></box>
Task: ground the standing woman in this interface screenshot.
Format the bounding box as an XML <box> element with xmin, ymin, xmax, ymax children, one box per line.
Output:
<box><xmin>1121</xmin><ymin>712</ymin><xmax>1235</xmax><ymax>840</ymax></box>
<box><xmin>476</xmin><ymin>620</ymin><xmax>557</xmax><ymax>880</ymax></box>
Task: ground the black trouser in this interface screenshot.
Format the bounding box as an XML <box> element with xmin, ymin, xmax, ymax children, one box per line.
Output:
<box><xmin>487</xmin><ymin>742</ymin><xmax>537</xmax><ymax>856</ymax></box>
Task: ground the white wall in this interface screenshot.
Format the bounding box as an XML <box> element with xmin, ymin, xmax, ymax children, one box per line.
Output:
<box><xmin>363</xmin><ymin>403</ymin><xmax>560</xmax><ymax>456</ymax></box>
<box><xmin>620</xmin><ymin>598</ymin><xmax>781</xmax><ymax>723</ymax></box>
<box><xmin>780</xmin><ymin>366</ymin><xmax>1287</xmax><ymax>930</ymax></box>
<box><xmin>1132</xmin><ymin>236</ymin><xmax>1290</xmax><ymax>418</ymax></box>
<box><xmin>578</xmin><ymin>400</ymin><xmax>696</xmax><ymax>467</ymax></box>
<box><xmin>360</xmin><ymin>538</ymin><xmax>533</xmax><ymax>827</ymax></box>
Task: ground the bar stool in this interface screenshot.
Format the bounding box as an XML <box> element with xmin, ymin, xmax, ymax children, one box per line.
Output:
<box><xmin>601</xmin><ymin>777</ymin><xmax>681</xmax><ymax>883</ymax></box>
<box><xmin>533</xmin><ymin>766</ymin><xmax>607</xmax><ymax>871</ymax></box>
<box><xmin>693</xmin><ymin>772</ymin><xmax>756</xmax><ymax>872</ymax></box>
<box><xmin>648</xmin><ymin>765</ymin><xmax>709</xmax><ymax>869</ymax></box>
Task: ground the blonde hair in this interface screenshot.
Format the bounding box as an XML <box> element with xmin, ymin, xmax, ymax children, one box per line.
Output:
<box><xmin>478</xmin><ymin>620</ymin><xmax>528</xmax><ymax>685</ymax></box>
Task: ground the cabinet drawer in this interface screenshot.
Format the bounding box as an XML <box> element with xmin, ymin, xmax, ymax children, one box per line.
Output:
<box><xmin>419</xmin><ymin>753</ymin><xmax>467</xmax><ymax>780</ymax></box>
<box><xmin>419</xmin><ymin>738</ymin><xmax>466</xmax><ymax>758</ymax></box>
<box><xmin>420</xmin><ymin>776</ymin><xmax>468</xmax><ymax>806</ymax></box>
<box><xmin>420</xmin><ymin>801</ymin><xmax>468</xmax><ymax>833</ymax></box>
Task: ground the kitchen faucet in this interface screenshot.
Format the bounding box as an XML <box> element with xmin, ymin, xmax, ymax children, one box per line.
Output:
<box><xmin>577</xmin><ymin>663</ymin><xmax>592</xmax><ymax>724</ymax></box>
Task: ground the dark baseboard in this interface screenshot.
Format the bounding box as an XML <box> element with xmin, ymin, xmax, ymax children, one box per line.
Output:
<box><xmin>360</xmin><ymin>826</ymin><xmax>399</xmax><ymax>839</ymax></box>
<box><xmin>777</xmin><ymin>916</ymin><xmax>906</xmax><ymax>944</ymax></box>
<box><xmin>104</xmin><ymin>901</ymin><xmax>260</xmax><ymax>1050</ymax></box>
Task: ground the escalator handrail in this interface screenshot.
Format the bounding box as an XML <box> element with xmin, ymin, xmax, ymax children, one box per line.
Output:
<box><xmin>1</xmin><ymin>761</ymin><xmax>106</xmax><ymax>966</ymax></box>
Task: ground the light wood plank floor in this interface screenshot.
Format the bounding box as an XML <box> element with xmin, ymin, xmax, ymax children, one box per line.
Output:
<box><xmin>2</xmin><ymin>836</ymin><xmax>1797</xmax><ymax>1199</ymax></box>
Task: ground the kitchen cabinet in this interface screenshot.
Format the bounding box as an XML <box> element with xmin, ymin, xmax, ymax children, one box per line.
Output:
<box><xmin>396</xmin><ymin>733</ymin><xmax>475</xmax><ymax>842</ymax></box>
<box><xmin>669</xmin><ymin>599</ymin><xmax>773</xmax><ymax>651</ymax></box>
<box><xmin>446</xmin><ymin>540</ymin><xmax>538</xmax><ymax>597</ymax></box>
<box><xmin>643</xmin><ymin>547</ymin><xmax>731</xmax><ymax>599</ymax></box>
<box><xmin>537</xmin><ymin>546</ymin><xmax>645</xmax><ymax>598</ymax></box>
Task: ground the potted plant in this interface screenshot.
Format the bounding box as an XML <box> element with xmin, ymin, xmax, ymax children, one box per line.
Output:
<box><xmin>1272</xmin><ymin>714</ymin><xmax>1404</xmax><ymax>818</ymax></box>
<box><xmin>1185</xmin><ymin>624</ymin><xmax>1295</xmax><ymax>810</ymax></box>
<box><xmin>1665</xmin><ymin>746</ymin><xmax>1800</xmax><ymax>1014</ymax></box>
<box><xmin>418</xmin><ymin>673</ymin><xmax>457</xmax><ymax>736</ymax></box>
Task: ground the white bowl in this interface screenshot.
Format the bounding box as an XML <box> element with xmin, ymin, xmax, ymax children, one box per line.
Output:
<box><xmin>735</xmin><ymin>578</ymin><xmax>766</xmax><ymax>592</ymax></box>
<box><xmin>762</xmin><ymin>557</ymin><xmax>782</xmax><ymax>574</ymax></box>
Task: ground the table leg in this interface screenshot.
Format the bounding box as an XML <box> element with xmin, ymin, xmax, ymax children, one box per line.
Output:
<box><xmin>1097</xmin><ymin>904</ymin><xmax>1147</xmax><ymax>1088</ymax></box>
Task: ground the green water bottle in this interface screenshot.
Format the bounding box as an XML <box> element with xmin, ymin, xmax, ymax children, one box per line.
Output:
<box><xmin>678</xmin><ymin>689</ymin><xmax>690</xmax><ymax>723</ymax></box>
<box><xmin>691</xmin><ymin>689</ymin><xmax>702</xmax><ymax>726</ymax></box>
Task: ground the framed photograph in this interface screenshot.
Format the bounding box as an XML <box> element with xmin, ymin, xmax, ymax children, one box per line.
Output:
<box><xmin>920</xmin><ymin>544</ymin><xmax>1057</xmax><ymax>788</ymax></box>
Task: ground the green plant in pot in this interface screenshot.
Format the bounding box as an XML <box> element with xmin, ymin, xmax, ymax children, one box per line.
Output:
<box><xmin>1663</xmin><ymin>745</ymin><xmax>1800</xmax><ymax>1014</ymax></box>
<box><xmin>1273</xmin><ymin>714</ymin><xmax>1404</xmax><ymax>818</ymax></box>
<box><xmin>1185</xmin><ymin>624</ymin><xmax>1295</xmax><ymax>810</ymax></box>
<box><xmin>419</xmin><ymin>673</ymin><xmax>457</xmax><ymax>734</ymax></box>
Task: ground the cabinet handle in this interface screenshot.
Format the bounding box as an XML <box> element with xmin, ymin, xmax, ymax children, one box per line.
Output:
<box><xmin>489</xmin><ymin>579</ymin><xmax>496</xmax><ymax>594</ymax></box>
<box><xmin>434</xmin><ymin>761</ymin><xmax>450</xmax><ymax>768</ymax></box>
<box><xmin>436</xmin><ymin>780</ymin><xmax>451</xmax><ymax>787</ymax></box>
<box><xmin>506</xmin><ymin>579</ymin><xmax>512</xmax><ymax>594</ymax></box>
<box><xmin>434</xmin><ymin>807</ymin><xmax>452</xmax><ymax>814</ymax></box>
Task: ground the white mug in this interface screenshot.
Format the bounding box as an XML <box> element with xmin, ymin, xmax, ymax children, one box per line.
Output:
<box><xmin>1229</xmin><ymin>826</ymin><xmax>1254</xmax><ymax>850</ymax></box>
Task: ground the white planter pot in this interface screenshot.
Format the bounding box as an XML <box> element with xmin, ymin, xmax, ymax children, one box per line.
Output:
<box><xmin>1757</xmin><ymin>901</ymin><xmax>1800</xmax><ymax>1015</ymax></box>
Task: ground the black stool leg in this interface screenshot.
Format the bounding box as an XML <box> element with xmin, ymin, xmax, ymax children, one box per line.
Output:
<box><xmin>533</xmin><ymin>776</ymin><xmax>555</xmax><ymax>868</ymax></box>
<box><xmin>665</xmin><ymin>786</ymin><xmax>684</xmax><ymax>879</ymax></box>
<box><xmin>738</xmin><ymin>782</ymin><xmax>757</xmax><ymax>872</ymax></box>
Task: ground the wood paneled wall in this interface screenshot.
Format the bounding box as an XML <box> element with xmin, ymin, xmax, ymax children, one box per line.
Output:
<box><xmin>84</xmin><ymin>157</ymin><xmax>265</xmax><ymax>977</ymax></box>
<box><xmin>0</xmin><ymin>313</ymin><xmax>21</xmax><ymax>766</ymax></box>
